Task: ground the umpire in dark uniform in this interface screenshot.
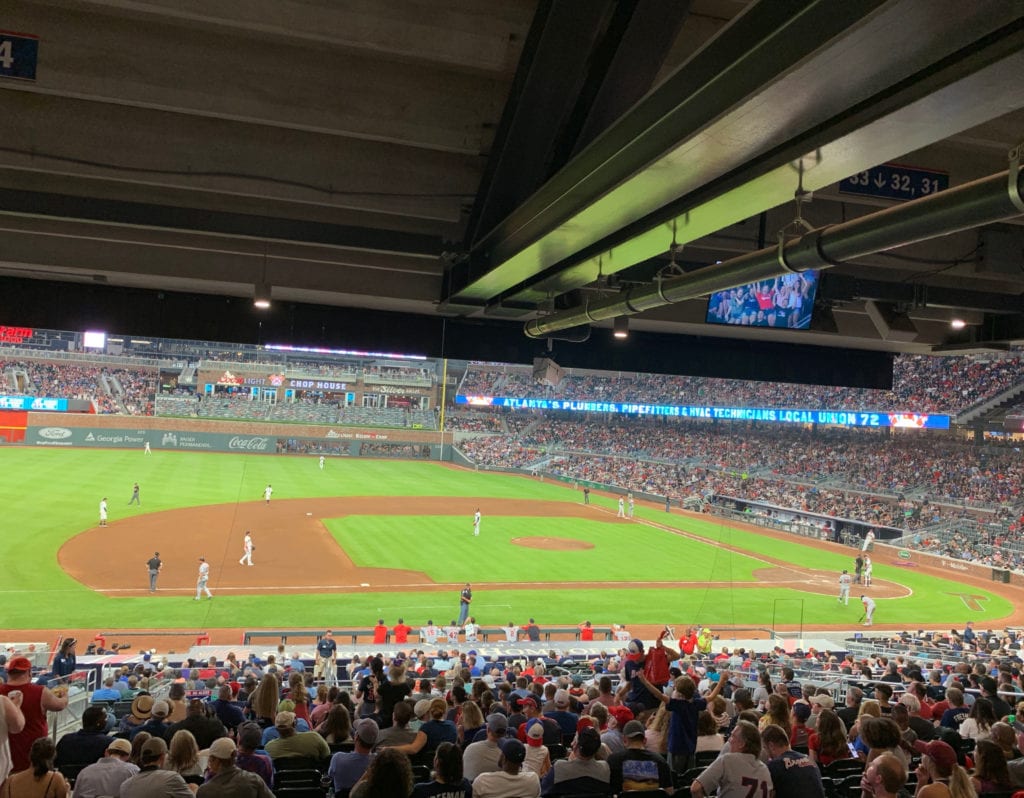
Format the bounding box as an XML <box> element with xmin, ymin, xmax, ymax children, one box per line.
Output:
<box><xmin>147</xmin><ymin>552</ymin><xmax>162</xmax><ymax>593</ymax></box>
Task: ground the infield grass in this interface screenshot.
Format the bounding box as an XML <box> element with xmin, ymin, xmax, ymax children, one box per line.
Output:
<box><xmin>3</xmin><ymin>447</ymin><xmax>1014</xmax><ymax>630</ymax></box>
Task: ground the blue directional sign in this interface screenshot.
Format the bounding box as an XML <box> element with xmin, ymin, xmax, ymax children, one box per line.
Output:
<box><xmin>839</xmin><ymin>163</ymin><xmax>949</xmax><ymax>202</ymax></box>
<box><xmin>0</xmin><ymin>30</ymin><xmax>38</xmax><ymax>81</ymax></box>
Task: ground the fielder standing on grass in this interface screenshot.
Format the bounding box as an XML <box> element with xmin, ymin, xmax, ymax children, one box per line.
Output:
<box><xmin>838</xmin><ymin>569</ymin><xmax>852</xmax><ymax>605</ymax></box>
<box><xmin>128</xmin><ymin>482</ymin><xmax>141</xmax><ymax>506</ymax></box>
<box><xmin>99</xmin><ymin>497</ymin><xmax>108</xmax><ymax>527</ymax></box>
<box><xmin>473</xmin><ymin>508</ymin><xmax>481</xmax><ymax>537</ymax></box>
<box><xmin>860</xmin><ymin>594</ymin><xmax>876</xmax><ymax>626</ymax></box>
<box><xmin>264</xmin><ymin>484</ymin><xmax>273</xmax><ymax>505</ymax></box>
<box><xmin>319</xmin><ymin>455</ymin><xmax>325</xmax><ymax>470</ymax></box>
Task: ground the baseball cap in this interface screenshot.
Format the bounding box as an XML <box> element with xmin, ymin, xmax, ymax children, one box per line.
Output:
<box><xmin>526</xmin><ymin>722</ymin><xmax>544</xmax><ymax>746</ymax></box>
<box><xmin>519</xmin><ymin>696</ymin><xmax>538</xmax><ymax>709</ymax></box>
<box><xmin>354</xmin><ymin>718</ymin><xmax>379</xmax><ymax>746</ymax></box>
<box><xmin>414</xmin><ymin>699</ymin><xmax>432</xmax><ymax>719</ymax></box>
<box><xmin>107</xmin><ymin>739</ymin><xmax>132</xmax><ymax>755</ymax></box>
<box><xmin>151</xmin><ymin>700</ymin><xmax>170</xmax><ymax>718</ymax></box>
<box><xmin>914</xmin><ymin>740</ymin><xmax>957</xmax><ymax>771</ymax></box>
<box><xmin>554</xmin><ymin>689</ymin><xmax>570</xmax><ymax>707</ymax></box>
<box><xmin>500</xmin><ymin>738</ymin><xmax>526</xmax><ymax>764</ymax></box>
<box><xmin>487</xmin><ymin>714</ymin><xmax>508</xmax><ymax>734</ymax></box>
<box><xmin>140</xmin><ymin>737</ymin><xmax>167</xmax><ymax>761</ymax></box>
<box><xmin>5</xmin><ymin>657</ymin><xmax>31</xmax><ymax>672</ymax></box>
<box><xmin>622</xmin><ymin>720</ymin><xmax>646</xmax><ymax>739</ymax></box>
<box><xmin>608</xmin><ymin>705</ymin><xmax>634</xmax><ymax>727</ymax></box>
<box><xmin>274</xmin><ymin>711</ymin><xmax>296</xmax><ymax>728</ymax></box>
<box><xmin>792</xmin><ymin>703</ymin><xmax>812</xmax><ymax>721</ymax></box>
<box><xmin>809</xmin><ymin>695</ymin><xmax>835</xmax><ymax>709</ymax></box>
<box><xmin>208</xmin><ymin>738</ymin><xmax>236</xmax><ymax>759</ymax></box>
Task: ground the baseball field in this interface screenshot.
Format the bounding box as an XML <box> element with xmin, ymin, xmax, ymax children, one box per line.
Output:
<box><xmin>6</xmin><ymin>447</ymin><xmax>1022</xmax><ymax>640</ymax></box>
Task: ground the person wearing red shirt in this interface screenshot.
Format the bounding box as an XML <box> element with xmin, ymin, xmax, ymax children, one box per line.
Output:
<box><xmin>392</xmin><ymin>618</ymin><xmax>411</xmax><ymax>644</ymax></box>
<box><xmin>578</xmin><ymin>621</ymin><xmax>594</xmax><ymax>642</ymax></box>
<box><xmin>372</xmin><ymin>619</ymin><xmax>388</xmax><ymax>645</ymax></box>
<box><xmin>0</xmin><ymin>657</ymin><xmax>67</xmax><ymax>773</ymax></box>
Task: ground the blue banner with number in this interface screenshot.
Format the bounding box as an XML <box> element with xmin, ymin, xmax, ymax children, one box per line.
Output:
<box><xmin>0</xmin><ymin>31</ymin><xmax>38</xmax><ymax>81</ymax></box>
<box><xmin>839</xmin><ymin>163</ymin><xmax>948</xmax><ymax>202</ymax></box>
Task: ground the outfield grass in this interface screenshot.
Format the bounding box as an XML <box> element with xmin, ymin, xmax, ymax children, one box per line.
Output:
<box><xmin>4</xmin><ymin>448</ymin><xmax>1014</xmax><ymax>630</ymax></box>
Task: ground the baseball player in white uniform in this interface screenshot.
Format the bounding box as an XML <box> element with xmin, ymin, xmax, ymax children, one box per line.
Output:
<box><xmin>195</xmin><ymin>557</ymin><xmax>213</xmax><ymax>600</ymax></box>
<box><xmin>264</xmin><ymin>484</ymin><xmax>273</xmax><ymax>505</ymax></box>
<box><xmin>860</xmin><ymin>595</ymin><xmax>876</xmax><ymax>626</ymax></box>
<box><xmin>99</xmin><ymin>498</ymin><xmax>108</xmax><ymax>527</ymax></box>
<box><xmin>239</xmin><ymin>531</ymin><xmax>254</xmax><ymax>566</ymax></box>
<box><xmin>319</xmin><ymin>455</ymin><xmax>325</xmax><ymax>470</ymax></box>
<box><xmin>864</xmin><ymin>556</ymin><xmax>873</xmax><ymax>586</ymax></box>
<box><xmin>617</xmin><ymin>497</ymin><xmax>625</xmax><ymax>517</ymax></box>
<box><xmin>473</xmin><ymin>509</ymin><xmax>481</xmax><ymax>536</ymax></box>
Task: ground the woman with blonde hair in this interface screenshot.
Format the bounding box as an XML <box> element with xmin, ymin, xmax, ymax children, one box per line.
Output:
<box><xmin>286</xmin><ymin>671</ymin><xmax>311</xmax><ymax>725</ymax></box>
<box><xmin>645</xmin><ymin>704</ymin><xmax>669</xmax><ymax>755</ymax></box>
<box><xmin>849</xmin><ymin>698</ymin><xmax>882</xmax><ymax>742</ymax></box>
<box><xmin>165</xmin><ymin>729</ymin><xmax>205</xmax><ymax>779</ymax></box>
<box><xmin>456</xmin><ymin>700</ymin><xmax>484</xmax><ymax>748</ymax></box>
<box><xmin>915</xmin><ymin>739</ymin><xmax>977</xmax><ymax>798</ymax></box>
<box><xmin>248</xmin><ymin>672</ymin><xmax>280</xmax><ymax>726</ymax></box>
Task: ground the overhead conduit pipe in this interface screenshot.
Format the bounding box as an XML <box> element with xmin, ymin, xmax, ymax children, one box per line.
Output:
<box><xmin>523</xmin><ymin>158</ymin><xmax>1024</xmax><ymax>339</ymax></box>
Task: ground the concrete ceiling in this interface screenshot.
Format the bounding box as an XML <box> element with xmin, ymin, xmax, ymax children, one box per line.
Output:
<box><xmin>2</xmin><ymin>0</ymin><xmax>1024</xmax><ymax>380</ymax></box>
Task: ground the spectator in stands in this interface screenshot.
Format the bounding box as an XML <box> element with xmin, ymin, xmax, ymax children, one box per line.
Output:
<box><xmin>540</xmin><ymin>725</ymin><xmax>610</xmax><ymax>796</ymax></box>
<box><xmin>914</xmin><ymin>739</ymin><xmax>975</xmax><ymax>798</ymax></box>
<box><xmin>375</xmin><ymin>700</ymin><xmax>416</xmax><ymax>749</ymax></box>
<box><xmin>762</xmin><ymin>723</ymin><xmax>824</xmax><ymax>798</ymax></box>
<box><xmin>518</xmin><ymin>697</ymin><xmax>561</xmax><ymax>747</ymax></box>
<box><xmin>69</xmin><ymin>738</ymin><xmax>137</xmax><ymax>798</ymax></box>
<box><xmin>473</xmin><ymin>739</ymin><xmax>540</xmax><ymax>798</ymax></box>
<box><xmin>265</xmin><ymin>711</ymin><xmax>329</xmax><ymax>762</ymax></box>
<box><xmin>1</xmin><ymin>737</ymin><xmax>69</xmax><ymax>798</ymax></box>
<box><xmin>316</xmin><ymin>703</ymin><xmax>352</xmax><ymax>745</ymax></box>
<box><xmin>247</xmin><ymin>673</ymin><xmax>280</xmax><ymax>727</ymax></box>
<box><xmin>607</xmin><ymin>719</ymin><xmax>672</xmax><ymax>794</ymax></box>
<box><xmin>195</xmin><ymin>737</ymin><xmax>272</xmax><ymax>798</ymax></box>
<box><xmin>90</xmin><ymin>678</ymin><xmax>121</xmax><ymax>704</ymax></box>
<box><xmin>692</xmin><ymin>720</ymin><xmax>772</xmax><ymax>798</ymax></box>
<box><xmin>960</xmin><ymin>698</ymin><xmax>997</xmax><ymax>741</ymax></box>
<box><xmin>117</xmin><ymin>737</ymin><xmax>193</xmax><ymax>798</ymax></box>
<box><xmin>640</xmin><ymin>668</ymin><xmax>725</xmax><ymax>773</ymax></box>
<box><xmin>860</xmin><ymin>716</ymin><xmax>907</xmax><ymax>768</ymax></box>
<box><xmin>982</xmin><ymin>678</ymin><xmax>1013</xmax><ymax>721</ymax></box>
<box><xmin>457</xmin><ymin>700</ymin><xmax>485</xmax><ymax>748</ymax></box>
<box><xmin>412</xmin><ymin>741</ymin><xmax>471</xmax><ymax>798</ymax></box>
<box><xmin>860</xmin><ymin>752</ymin><xmax>908</xmax><ymax>798</ymax></box>
<box><xmin>55</xmin><ymin>705</ymin><xmax>113</xmax><ymax>770</ymax></box>
<box><xmin>0</xmin><ymin>656</ymin><xmax>68</xmax><ymax>773</ymax></box>
<box><xmin>165</xmin><ymin>729</ymin><xmax>205</xmax><ymax>781</ymax></box>
<box><xmin>808</xmin><ymin>708</ymin><xmax>851</xmax><ymax>767</ymax></box>
<box><xmin>165</xmin><ymin>699</ymin><xmax>226</xmax><ymax>750</ymax></box>
<box><xmin>136</xmin><ymin>700</ymin><xmax>172</xmax><ymax>740</ymax></box>
<box><xmin>349</xmin><ymin>746</ymin><xmax>412</xmax><ymax>798</ymax></box>
<box><xmin>234</xmin><ymin>722</ymin><xmax>273</xmax><ymax>789</ymax></box>
<box><xmin>128</xmin><ymin>732</ymin><xmax>150</xmax><ymax>768</ymax></box>
<box><xmin>940</xmin><ymin>688</ymin><xmax>970</xmax><ymax>730</ymax></box>
<box><xmin>376</xmin><ymin>663</ymin><xmax>412</xmax><ymax>730</ymax></box>
<box><xmin>209</xmin><ymin>685</ymin><xmax>244</xmax><ymax>733</ymax></box>
<box><xmin>327</xmin><ymin>718</ymin><xmax>377</xmax><ymax>794</ymax></box>
<box><xmin>166</xmin><ymin>682</ymin><xmax>188</xmax><ymax>722</ymax></box>
<box><xmin>463</xmin><ymin>713</ymin><xmax>507</xmax><ymax>781</ymax></box>
<box><xmin>971</xmin><ymin>739</ymin><xmax>1014</xmax><ymax>795</ymax></box>
<box><xmin>523</xmin><ymin>722</ymin><xmax>552</xmax><ymax>777</ymax></box>
<box><xmin>396</xmin><ymin>697</ymin><xmax>457</xmax><ymax>757</ymax></box>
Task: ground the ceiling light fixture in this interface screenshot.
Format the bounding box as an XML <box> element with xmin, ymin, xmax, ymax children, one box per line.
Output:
<box><xmin>950</xmin><ymin>318</ymin><xmax>966</xmax><ymax>330</ymax></box>
<box><xmin>253</xmin><ymin>281</ymin><xmax>271</xmax><ymax>309</ymax></box>
<box><xmin>613</xmin><ymin>316</ymin><xmax>629</xmax><ymax>339</ymax></box>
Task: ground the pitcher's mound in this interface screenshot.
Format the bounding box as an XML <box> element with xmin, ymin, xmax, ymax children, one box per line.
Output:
<box><xmin>512</xmin><ymin>536</ymin><xmax>594</xmax><ymax>551</ymax></box>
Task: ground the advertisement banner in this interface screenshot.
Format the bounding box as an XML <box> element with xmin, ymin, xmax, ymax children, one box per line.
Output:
<box><xmin>26</xmin><ymin>427</ymin><xmax>274</xmax><ymax>453</ymax></box>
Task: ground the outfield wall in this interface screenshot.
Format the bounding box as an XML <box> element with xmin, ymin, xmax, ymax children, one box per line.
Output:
<box><xmin>23</xmin><ymin>412</ymin><xmax>452</xmax><ymax>458</ymax></box>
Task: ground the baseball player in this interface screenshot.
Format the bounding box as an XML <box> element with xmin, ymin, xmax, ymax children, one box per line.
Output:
<box><xmin>239</xmin><ymin>531</ymin><xmax>254</xmax><ymax>566</ymax></box>
<box><xmin>838</xmin><ymin>569</ymin><xmax>852</xmax><ymax>605</ymax></box>
<box><xmin>195</xmin><ymin>557</ymin><xmax>213</xmax><ymax>600</ymax></box>
<box><xmin>99</xmin><ymin>497</ymin><xmax>108</xmax><ymax>527</ymax></box>
<box><xmin>864</xmin><ymin>555</ymin><xmax>873</xmax><ymax>586</ymax></box>
<box><xmin>319</xmin><ymin>455</ymin><xmax>325</xmax><ymax>470</ymax></box>
<box><xmin>128</xmin><ymin>483</ymin><xmax>141</xmax><ymax>506</ymax></box>
<box><xmin>860</xmin><ymin>595</ymin><xmax>876</xmax><ymax>626</ymax></box>
<box><xmin>617</xmin><ymin>497</ymin><xmax>625</xmax><ymax>517</ymax></box>
<box><xmin>472</xmin><ymin>509</ymin><xmax>481</xmax><ymax>537</ymax></box>
<box><xmin>264</xmin><ymin>484</ymin><xmax>273</xmax><ymax>505</ymax></box>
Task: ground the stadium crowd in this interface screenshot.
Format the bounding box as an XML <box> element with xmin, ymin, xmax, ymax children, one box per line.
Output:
<box><xmin>11</xmin><ymin>622</ymin><xmax>1024</xmax><ymax>797</ymax></box>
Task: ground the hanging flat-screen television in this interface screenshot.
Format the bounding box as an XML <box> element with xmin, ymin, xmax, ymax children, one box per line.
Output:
<box><xmin>705</xmin><ymin>270</ymin><xmax>820</xmax><ymax>330</ymax></box>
